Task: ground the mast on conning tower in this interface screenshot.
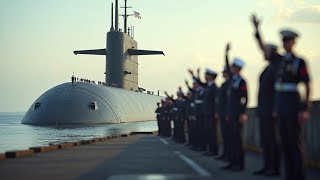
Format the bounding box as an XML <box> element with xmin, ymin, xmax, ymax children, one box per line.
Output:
<box><xmin>121</xmin><ymin>0</ymin><xmax>132</xmax><ymax>34</ymax></box>
<box><xmin>110</xmin><ymin>3</ymin><xmax>114</xmax><ymax>31</ymax></box>
<box><xmin>115</xmin><ymin>0</ymin><xmax>119</xmax><ymax>31</ymax></box>
<box><xmin>73</xmin><ymin>0</ymin><xmax>165</xmax><ymax>90</ymax></box>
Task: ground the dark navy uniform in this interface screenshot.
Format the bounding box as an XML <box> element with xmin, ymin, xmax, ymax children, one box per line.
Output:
<box><xmin>203</xmin><ymin>80</ymin><xmax>218</xmax><ymax>155</ymax></box>
<box><xmin>194</xmin><ymin>86</ymin><xmax>206</xmax><ymax>150</ymax></box>
<box><xmin>171</xmin><ymin>98</ymin><xmax>186</xmax><ymax>143</ymax></box>
<box><xmin>257</xmin><ymin>53</ymin><xmax>281</xmax><ymax>174</ymax></box>
<box><xmin>184</xmin><ymin>92</ymin><xmax>196</xmax><ymax>147</ymax></box>
<box><xmin>275</xmin><ymin>53</ymin><xmax>310</xmax><ymax>180</ymax></box>
<box><xmin>217</xmin><ymin>79</ymin><xmax>231</xmax><ymax>160</ymax></box>
<box><xmin>178</xmin><ymin>98</ymin><xmax>187</xmax><ymax>143</ymax></box>
<box><xmin>162</xmin><ymin>103</ymin><xmax>172</xmax><ymax>137</ymax></box>
<box><xmin>227</xmin><ymin>73</ymin><xmax>248</xmax><ymax>170</ymax></box>
<box><xmin>155</xmin><ymin>105</ymin><xmax>162</xmax><ymax>136</ymax></box>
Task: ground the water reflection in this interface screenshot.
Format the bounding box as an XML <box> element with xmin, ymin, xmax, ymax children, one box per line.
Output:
<box><xmin>0</xmin><ymin>114</ymin><xmax>158</xmax><ymax>153</ymax></box>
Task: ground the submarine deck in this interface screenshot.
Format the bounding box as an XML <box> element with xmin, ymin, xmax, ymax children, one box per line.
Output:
<box><xmin>0</xmin><ymin>134</ymin><xmax>319</xmax><ymax>180</ymax></box>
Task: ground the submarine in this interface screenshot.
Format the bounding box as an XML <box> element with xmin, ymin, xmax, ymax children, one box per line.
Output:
<box><xmin>21</xmin><ymin>0</ymin><xmax>164</xmax><ymax>124</ymax></box>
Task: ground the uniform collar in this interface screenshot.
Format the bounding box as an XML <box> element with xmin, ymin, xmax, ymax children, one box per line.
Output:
<box><xmin>232</xmin><ymin>74</ymin><xmax>241</xmax><ymax>80</ymax></box>
<box><xmin>207</xmin><ymin>80</ymin><xmax>215</xmax><ymax>86</ymax></box>
<box><xmin>284</xmin><ymin>53</ymin><xmax>294</xmax><ymax>61</ymax></box>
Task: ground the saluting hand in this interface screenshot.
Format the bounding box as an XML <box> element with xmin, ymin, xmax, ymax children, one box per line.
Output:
<box><xmin>251</xmin><ymin>14</ymin><xmax>260</xmax><ymax>29</ymax></box>
<box><xmin>226</xmin><ymin>43</ymin><xmax>231</xmax><ymax>52</ymax></box>
<box><xmin>185</xmin><ymin>80</ymin><xmax>189</xmax><ymax>86</ymax></box>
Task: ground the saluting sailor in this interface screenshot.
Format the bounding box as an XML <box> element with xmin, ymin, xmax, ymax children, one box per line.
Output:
<box><xmin>202</xmin><ymin>68</ymin><xmax>219</xmax><ymax>156</ymax></box>
<box><xmin>222</xmin><ymin>57</ymin><xmax>248</xmax><ymax>171</ymax></box>
<box><xmin>251</xmin><ymin>14</ymin><xmax>281</xmax><ymax>176</ymax></box>
<box><xmin>155</xmin><ymin>102</ymin><xmax>162</xmax><ymax>136</ymax></box>
<box><xmin>189</xmin><ymin>76</ymin><xmax>206</xmax><ymax>151</ymax></box>
<box><xmin>275</xmin><ymin>29</ymin><xmax>311</xmax><ymax>180</ymax></box>
<box><xmin>216</xmin><ymin>43</ymin><xmax>232</xmax><ymax>161</ymax></box>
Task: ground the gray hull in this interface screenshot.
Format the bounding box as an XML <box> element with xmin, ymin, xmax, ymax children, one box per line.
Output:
<box><xmin>21</xmin><ymin>82</ymin><xmax>162</xmax><ymax>124</ymax></box>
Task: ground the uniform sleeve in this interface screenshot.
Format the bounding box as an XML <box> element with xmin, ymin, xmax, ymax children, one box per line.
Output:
<box><xmin>298</xmin><ymin>59</ymin><xmax>310</xmax><ymax>83</ymax></box>
<box><xmin>239</xmin><ymin>79</ymin><xmax>248</xmax><ymax>114</ymax></box>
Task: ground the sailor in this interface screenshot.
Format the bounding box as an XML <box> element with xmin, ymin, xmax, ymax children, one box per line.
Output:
<box><xmin>164</xmin><ymin>97</ymin><xmax>173</xmax><ymax>137</ymax></box>
<box><xmin>275</xmin><ymin>29</ymin><xmax>311</xmax><ymax>180</ymax></box>
<box><xmin>165</xmin><ymin>90</ymin><xmax>185</xmax><ymax>143</ymax></box>
<box><xmin>184</xmin><ymin>81</ymin><xmax>196</xmax><ymax>148</ymax></box>
<box><xmin>195</xmin><ymin>68</ymin><xmax>219</xmax><ymax>156</ymax></box>
<box><xmin>185</xmin><ymin>77</ymin><xmax>205</xmax><ymax>151</ymax></box>
<box><xmin>192</xmin><ymin>77</ymin><xmax>206</xmax><ymax>151</ymax></box>
<box><xmin>71</xmin><ymin>75</ymin><xmax>75</xmax><ymax>85</ymax></box>
<box><xmin>177</xmin><ymin>89</ymin><xmax>187</xmax><ymax>144</ymax></box>
<box><xmin>216</xmin><ymin>65</ymin><xmax>231</xmax><ymax>161</ymax></box>
<box><xmin>251</xmin><ymin>14</ymin><xmax>281</xmax><ymax>176</ymax></box>
<box><xmin>222</xmin><ymin>57</ymin><xmax>248</xmax><ymax>171</ymax></box>
<box><xmin>216</xmin><ymin>43</ymin><xmax>232</xmax><ymax>161</ymax></box>
<box><xmin>155</xmin><ymin>102</ymin><xmax>162</xmax><ymax>136</ymax></box>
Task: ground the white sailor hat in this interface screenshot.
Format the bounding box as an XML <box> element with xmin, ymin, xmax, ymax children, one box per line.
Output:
<box><xmin>265</xmin><ymin>43</ymin><xmax>278</xmax><ymax>50</ymax></box>
<box><xmin>205</xmin><ymin>68</ymin><xmax>217</xmax><ymax>76</ymax></box>
<box><xmin>280</xmin><ymin>29</ymin><xmax>299</xmax><ymax>39</ymax></box>
<box><xmin>232</xmin><ymin>57</ymin><xmax>245</xmax><ymax>68</ymax></box>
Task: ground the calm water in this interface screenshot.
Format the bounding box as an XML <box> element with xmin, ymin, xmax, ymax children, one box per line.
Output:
<box><xmin>0</xmin><ymin>113</ymin><xmax>158</xmax><ymax>153</ymax></box>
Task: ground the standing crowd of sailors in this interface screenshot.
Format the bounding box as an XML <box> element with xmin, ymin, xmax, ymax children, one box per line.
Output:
<box><xmin>155</xmin><ymin>14</ymin><xmax>311</xmax><ymax>180</ymax></box>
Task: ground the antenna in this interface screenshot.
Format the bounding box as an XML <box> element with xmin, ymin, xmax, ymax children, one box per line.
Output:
<box><xmin>110</xmin><ymin>3</ymin><xmax>114</xmax><ymax>31</ymax></box>
<box><xmin>115</xmin><ymin>0</ymin><xmax>119</xmax><ymax>31</ymax></box>
<box><xmin>121</xmin><ymin>0</ymin><xmax>132</xmax><ymax>34</ymax></box>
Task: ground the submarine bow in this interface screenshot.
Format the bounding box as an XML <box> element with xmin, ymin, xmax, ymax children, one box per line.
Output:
<box><xmin>21</xmin><ymin>82</ymin><xmax>162</xmax><ymax>124</ymax></box>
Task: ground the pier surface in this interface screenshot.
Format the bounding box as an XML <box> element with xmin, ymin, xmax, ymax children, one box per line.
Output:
<box><xmin>0</xmin><ymin>134</ymin><xmax>319</xmax><ymax>180</ymax></box>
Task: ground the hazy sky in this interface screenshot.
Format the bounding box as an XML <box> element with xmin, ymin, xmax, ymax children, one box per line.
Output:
<box><xmin>0</xmin><ymin>0</ymin><xmax>319</xmax><ymax>112</ymax></box>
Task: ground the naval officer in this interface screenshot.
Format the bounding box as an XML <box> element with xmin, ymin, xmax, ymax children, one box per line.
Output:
<box><xmin>155</xmin><ymin>102</ymin><xmax>162</xmax><ymax>136</ymax></box>
<box><xmin>251</xmin><ymin>14</ymin><xmax>281</xmax><ymax>176</ymax></box>
<box><xmin>192</xmin><ymin>68</ymin><xmax>219</xmax><ymax>156</ymax></box>
<box><xmin>186</xmin><ymin>76</ymin><xmax>206</xmax><ymax>151</ymax></box>
<box><xmin>203</xmin><ymin>68</ymin><xmax>218</xmax><ymax>156</ymax></box>
<box><xmin>216</xmin><ymin>43</ymin><xmax>232</xmax><ymax>161</ymax></box>
<box><xmin>275</xmin><ymin>29</ymin><xmax>311</xmax><ymax>180</ymax></box>
<box><xmin>184</xmin><ymin>81</ymin><xmax>197</xmax><ymax>148</ymax></box>
<box><xmin>222</xmin><ymin>57</ymin><xmax>248</xmax><ymax>171</ymax></box>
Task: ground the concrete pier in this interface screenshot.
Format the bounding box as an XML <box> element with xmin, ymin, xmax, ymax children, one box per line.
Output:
<box><xmin>0</xmin><ymin>134</ymin><xmax>319</xmax><ymax>180</ymax></box>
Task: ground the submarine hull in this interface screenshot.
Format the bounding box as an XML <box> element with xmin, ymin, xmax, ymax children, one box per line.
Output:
<box><xmin>21</xmin><ymin>82</ymin><xmax>162</xmax><ymax>124</ymax></box>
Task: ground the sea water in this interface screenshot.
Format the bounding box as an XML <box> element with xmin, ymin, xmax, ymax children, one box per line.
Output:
<box><xmin>0</xmin><ymin>113</ymin><xmax>157</xmax><ymax>153</ymax></box>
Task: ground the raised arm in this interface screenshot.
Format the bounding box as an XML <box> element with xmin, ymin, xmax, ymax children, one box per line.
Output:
<box><xmin>251</xmin><ymin>14</ymin><xmax>266</xmax><ymax>53</ymax></box>
<box><xmin>178</xmin><ymin>86</ymin><xmax>187</xmax><ymax>99</ymax></box>
<box><xmin>188</xmin><ymin>68</ymin><xmax>206</xmax><ymax>86</ymax></box>
<box><xmin>185</xmin><ymin>80</ymin><xmax>193</xmax><ymax>92</ymax></box>
<box><xmin>225</xmin><ymin>43</ymin><xmax>231</xmax><ymax>76</ymax></box>
<box><xmin>164</xmin><ymin>91</ymin><xmax>176</xmax><ymax>102</ymax></box>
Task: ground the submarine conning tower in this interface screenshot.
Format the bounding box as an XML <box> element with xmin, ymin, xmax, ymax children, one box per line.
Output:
<box><xmin>74</xmin><ymin>0</ymin><xmax>164</xmax><ymax>91</ymax></box>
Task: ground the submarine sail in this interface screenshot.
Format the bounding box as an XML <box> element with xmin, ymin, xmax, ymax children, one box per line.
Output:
<box><xmin>22</xmin><ymin>0</ymin><xmax>164</xmax><ymax>124</ymax></box>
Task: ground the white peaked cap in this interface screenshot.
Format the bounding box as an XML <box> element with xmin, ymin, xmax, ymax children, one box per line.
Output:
<box><xmin>205</xmin><ymin>68</ymin><xmax>217</xmax><ymax>75</ymax></box>
<box><xmin>232</xmin><ymin>57</ymin><xmax>245</xmax><ymax>68</ymax></box>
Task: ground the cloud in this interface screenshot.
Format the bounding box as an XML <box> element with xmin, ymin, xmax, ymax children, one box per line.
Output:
<box><xmin>256</xmin><ymin>0</ymin><xmax>320</xmax><ymax>24</ymax></box>
<box><xmin>287</xmin><ymin>6</ymin><xmax>320</xmax><ymax>23</ymax></box>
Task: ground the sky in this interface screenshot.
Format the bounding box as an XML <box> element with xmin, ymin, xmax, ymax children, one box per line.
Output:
<box><xmin>0</xmin><ymin>0</ymin><xmax>319</xmax><ymax>112</ymax></box>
